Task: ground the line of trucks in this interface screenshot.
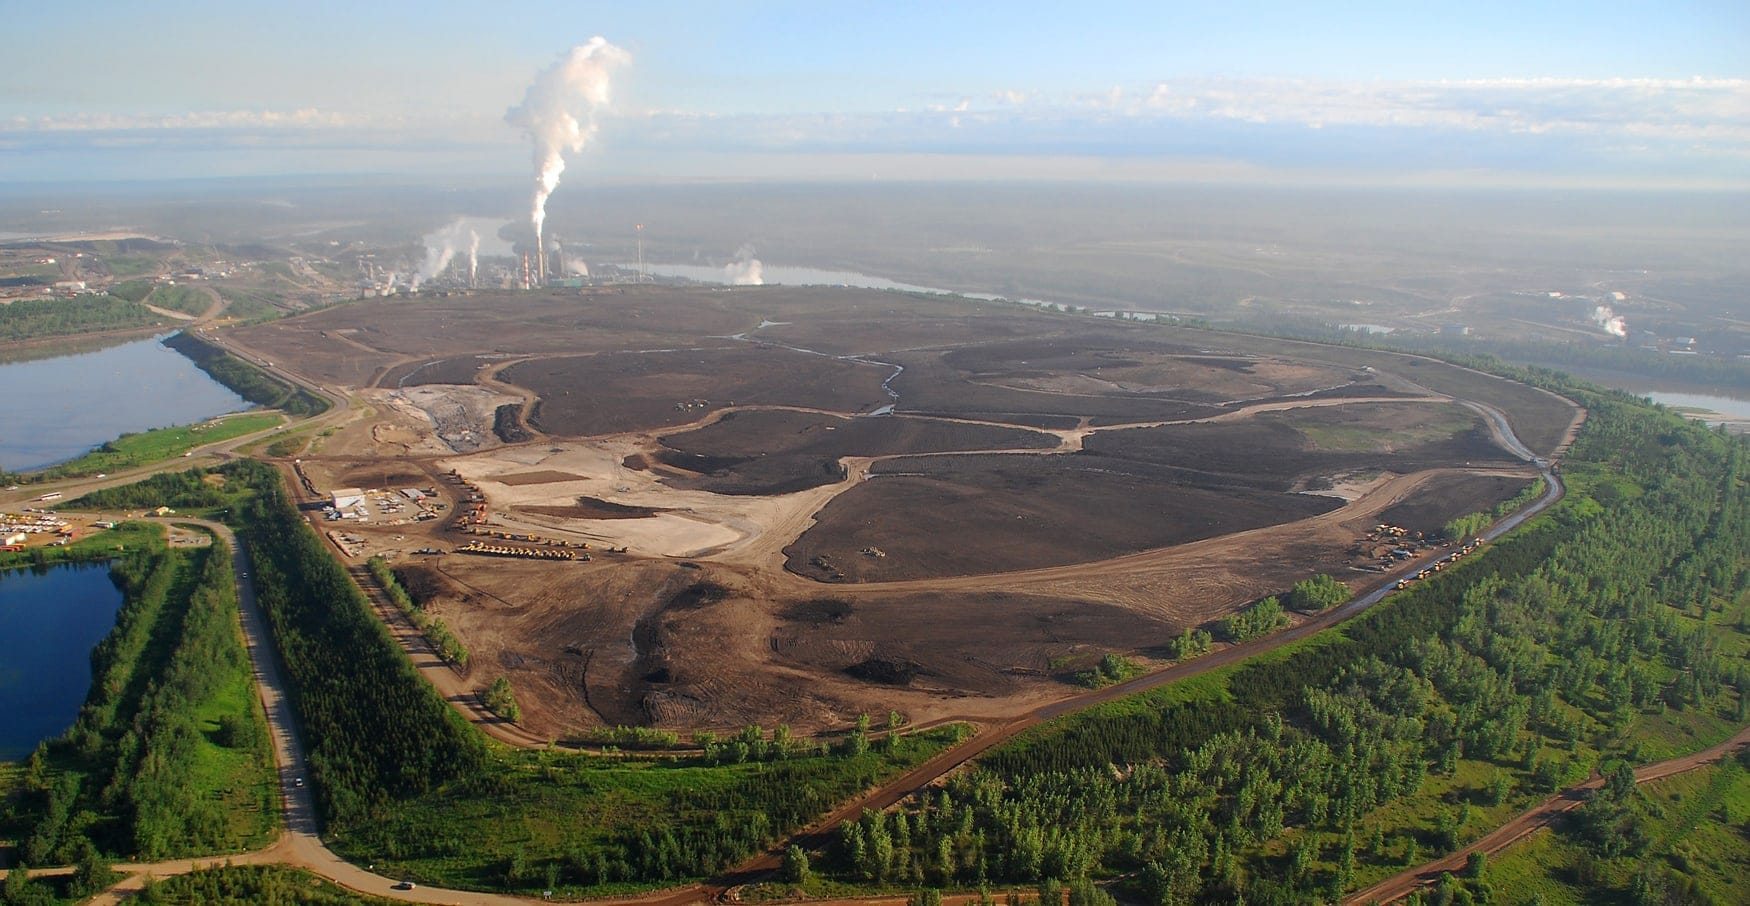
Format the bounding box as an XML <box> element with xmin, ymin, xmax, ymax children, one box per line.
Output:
<box><xmin>1396</xmin><ymin>537</ymin><xmax>1483</xmax><ymax>589</ymax></box>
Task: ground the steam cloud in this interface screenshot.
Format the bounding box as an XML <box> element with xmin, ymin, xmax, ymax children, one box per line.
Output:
<box><xmin>725</xmin><ymin>243</ymin><xmax>764</xmax><ymax>285</ymax></box>
<box><xmin>505</xmin><ymin>37</ymin><xmax>630</xmax><ymax>262</ymax></box>
<box><xmin>1591</xmin><ymin>305</ymin><xmax>1628</xmax><ymax>338</ymax></box>
<box><xmin>412</xmin><ymin>219</ymin><xmax>481</xmax><ymax>289</ymax></box>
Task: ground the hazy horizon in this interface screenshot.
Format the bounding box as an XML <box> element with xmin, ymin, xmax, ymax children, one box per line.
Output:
<box><xmin>3</xmin><ymin>1</ymin><xmax>1745</xmax><ymax>189</ymax></box>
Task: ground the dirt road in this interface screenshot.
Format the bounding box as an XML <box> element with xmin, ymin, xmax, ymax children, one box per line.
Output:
<box><xmin>1347</xmin><ymin>723</ymin><xmax>1750</xmax><ymax>904</ymax></box>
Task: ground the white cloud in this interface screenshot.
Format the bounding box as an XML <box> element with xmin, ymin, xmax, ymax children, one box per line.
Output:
<box><xmin>5</xmin><ymin>77</ymin><xmax>1746</xmax><ymax>185</ymax></box>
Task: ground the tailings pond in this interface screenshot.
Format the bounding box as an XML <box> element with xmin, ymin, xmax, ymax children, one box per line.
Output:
<box><xmin>0</xmin><ymin>563</ymin><xmax>124</xmax><ymax>760</ymax></box>
<box><xmin>0</xmin><ymin>333</ymin><xmax>249</xmax><ymax>472</ymax></box>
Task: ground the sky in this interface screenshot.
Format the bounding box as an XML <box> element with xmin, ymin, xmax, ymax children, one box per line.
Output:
<box><xmin>2</xmin><ymin>0</ymin><xmax>1747</xmax><ymax>188</ymax></box>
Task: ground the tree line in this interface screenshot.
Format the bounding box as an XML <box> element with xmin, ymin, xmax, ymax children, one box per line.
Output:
<box><xmin>162</xmin><ymin>332</ymin><xmax>328</xmax><ymax>416</ymax></box>
<box><xmin>6</xmin><ymin>538</ymin><xmax>276</xmax><ymax>869</ymax></box>
<box><xmin>0</xmin><ymin>295</ymin><xmax>165</xmax><ymax>342</ymax></box>
<box><xmin>226</xmin><ymin>459</ymin><xmax>486</xmax><ymax>829</ymax></box>
<box><xmin>816</xmin><ymin>383</ymin><xmax>1749</xmax><ymax>904</ymax></box>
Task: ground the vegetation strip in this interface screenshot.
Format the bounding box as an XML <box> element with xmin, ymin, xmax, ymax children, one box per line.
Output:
<box><xmin>0</xmin><ymin>525</ymin><xmax>278</xmax><ymax>898</ymax></box>
<box><xmin>16</xmin><ymin>412</ymin><xmax>283</xmax><ymax>484</ymax></box>
<box><xmin>770</xmin><ymin>381</ymin><xmax>1748</xmax><ymax>905</ymax></box>
<box><xmin>162</xmin><ymin>332</ymin><xmax>329</xmax><ymax>416</ymax></box>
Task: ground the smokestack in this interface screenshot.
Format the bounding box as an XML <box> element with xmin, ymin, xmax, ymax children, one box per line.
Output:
<box><xmin>412</xmin><ymin>219</ymin><xmax>477</xmax><ymax>290</ymax></box>
<box><xmin>505</xmin><ymin>37</ymin><xmax>630</xmax><ymax>282</ymax></box>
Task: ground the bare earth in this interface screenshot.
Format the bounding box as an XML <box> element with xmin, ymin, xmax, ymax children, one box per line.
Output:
<box><xmin>223</xmin><ymin>286</ymin><xmax>1574</xmax><ymax>742</ymax></box>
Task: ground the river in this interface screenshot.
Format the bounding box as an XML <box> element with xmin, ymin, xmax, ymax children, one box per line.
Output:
<box><xmin>0</xmin><ymin>333</ymin><xmax>250</xmax><ymax>473</ymax></box>
<box><xmin>618</xmin><ymin>262</ymin><xmax>1073</xmax><ymax>311</ymax></box>
<box><xmin>0</xmin><ymin>563</ymin><xmax>125</xmax><ymax>760</ymax></box>
<box><xmin>1640</xmin><ymin>391</ymin><xmax>1750</xmax><ymax>423</ymax></box>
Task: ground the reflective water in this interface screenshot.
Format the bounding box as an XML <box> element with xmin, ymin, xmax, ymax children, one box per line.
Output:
<box><xmin>0</xmin><ymin>333</ymin><xmax>248</xmax><ymax>472</ymax></box>
<box><xmin>0</xmin><ymin>563</ymin><xmax>124</xmax><ymax>760</ymax></box>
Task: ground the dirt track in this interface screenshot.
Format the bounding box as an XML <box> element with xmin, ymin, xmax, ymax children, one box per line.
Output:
<box><xmin>1346</xmin><ymin>723</ymin><xmax>1750</xmax><ymax>905</ymax></box>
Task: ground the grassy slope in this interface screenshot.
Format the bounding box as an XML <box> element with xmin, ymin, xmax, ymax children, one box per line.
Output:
<box><xmin>25</xmin><ymin>412</ymin><xmax>282</xmax><ymax>482</ymax></box>
<box><xmin>1487</xmin><ymin>758</ymin><xmax>1750</xmax><ymax>904</ymax></box>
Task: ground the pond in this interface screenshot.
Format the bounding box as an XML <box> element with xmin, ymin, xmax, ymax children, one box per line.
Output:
<box><xmin>0</xmin><ymin>563</ymin><xmax>124</xmax><ymax>760</ymax></box>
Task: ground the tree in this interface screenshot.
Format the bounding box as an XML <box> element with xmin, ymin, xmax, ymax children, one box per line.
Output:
<box><xmin>782</xmin><ymin>845</ymin><xmax>811</xmax><ymax>884</ymax></box>
<box><xmin>1287</xmin><ymin>574</ymin><xmax>1352</xmax><ymax>611</ymax></box>
<box><xmin>69</xmin><ymin>842</ymin><xmax>112</xmax><ymax>899</ymax></box>
<box><xmin>4</xmin><ymin>865</ymin><xmax>52</xmax><ymax>906</ymax></box>
<box><xmin>909</xmin><ymin>889</ymin><xmax>943</xmax><ymax>906</ymax></box>
<box><xmin>1066</xmin><ymin>879</ymin><xmax>1115</xmax><ymax>906</ymax></box>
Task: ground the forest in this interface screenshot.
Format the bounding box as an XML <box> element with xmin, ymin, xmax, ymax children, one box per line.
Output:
<box><xmin>161</xmin><ymin>333</ymin><xmax>328</xmax><ymax>416</ymax></box>
<box><xmin>0</xmin><ymin>296</ymin><xmax>166</xmax><ymax>342</ymax></box>
<box><xmin>807</xmin><ymin>383</ymin><xmax>1750</xmax><ymax>905</ymax></box>
<box><xmin>0</xmin><ymin>533</ymin><xmax>277</xmax><ymax>872</ymax></box>
<box><xmin>215</xmin><ymin>460</ymin><xmax>963</xmax><ymax>895</ymax></box>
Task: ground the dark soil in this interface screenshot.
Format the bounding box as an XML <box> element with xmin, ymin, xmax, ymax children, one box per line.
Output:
<box><xmin>1082</xmin><ymin>404</ymin><xmax>1514</xmax><ymax>491</ymax></box>
<box><xmin>1376</xmin><ymin>473</ymin><xmax>1535</xmax><ymax>535</ymax></box>
<box><xmin>846</xmin><ymin>657</ymin><xmax>923</xmax><ymax>686</ymax></box>
<box><xmin>519</xmin><ymin>496</ymin><xmax>668</xmax><ymax>519</ymax></box>
<box><xmin>505</xmin><ymin>346</ymin><xmax>895</xmax><ymax>436</ymax></box>
<box><xmin>653</xmin><ymin>410</ymin><xmax>1058</xmax><ymax>495</ymax></box>
<box><xmin>492</xmin><ymin>403</ymin><xmax>532</xmax><ymax>443</ymax></box>
<box><xmin>495</xmin><ymin>470</ymin><xmax>587</xmax><ymax>486</ymax></box>
<box><xmin>379</xmin><ymin>354</ymin><xmax>493</xmax><ymax>388</ymax></box>
<box><xmin>784</xmin><ymin>453</ymin><xmax>1339</xmax><ymax>581</ymax></box>
<box><xmin>769</xmin><ymin>589</ymin><xmax>1174</xmax><ymax>693</ymax></box>
<box><xmin>889</xmin><ymin>350</ymin><xmax>1223</xmax><ymax>426</ymax></box>
<box><xmin>655</xmin><ymin>452</ymin><xmax>850</xmax><ymax>496</ymax></box>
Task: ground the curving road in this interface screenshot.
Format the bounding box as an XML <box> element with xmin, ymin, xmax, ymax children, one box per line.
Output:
<box><xmin>1347</xmin><ymin>723</ymin><xmax>1750</xmax><ymax>905</ymax></box>
<box><xmin>14</xmin><ymin>341</ymin><xmax>1599</xmax><ymax>904</ymax></box>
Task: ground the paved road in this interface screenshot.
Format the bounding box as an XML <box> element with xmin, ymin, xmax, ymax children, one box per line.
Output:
<box><xmin>14</xmin><ymin>348</ymin><xmax>1596</xmax><ymax>904</ymax></box>
<box><xmin>77</xmin><ymin>520</ymin><xmax>546</xmax><ymax>904</ymax></box>
<box><xmin>1347</xmin><ymin>723</ymin><xmax>1750</xmax><ymax>904</ymax></box>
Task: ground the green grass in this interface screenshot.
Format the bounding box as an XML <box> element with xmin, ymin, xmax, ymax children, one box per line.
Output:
<box><xmin>138</xmin><ymin>864</ymin><xmax>398</xmax><ymax>904</ymax></box>
<box><xmin>4</xmin><ymin>538</ymin><xmax>279</xmax><ymax>861</ymax></box>
<box><xmin>215</xmin><ymin>288</ymin><xmax>286</xmax><ymax>323</ymax></box>
<box><xmin>182</xmin><ymin>628</ymin><xmax>280</xmax><ymax>848</ymax></box>
<box><xmin>146</xmin><ymin>285</ymin><xmax>212</xmax><ymax>317</ymax></box>
<box><xmin>0</xmin><ymin>521</ymin><xmax>162</xmax><ymax>572</ymax></box>
<box><xmin>1485</xmin><ymin>758</ymin><xmax>1750</xmax><ymax>904</ymax></box>
<box><xmin>27</xmin><ymin>412</ymin><xmax>282</xmax><ymax>481</ymax></box>
<box><xmin>108</xmin><ymin>280</ymin><xmax>156</xmax><ymax>303</ymax></box>
<box><xmin>334</xmin><ymin>728</ymin><xmax>966</xmax><ymax>896</ymax></box>
<box><xmin>104</xmin><ymin>255</ymin><xmax>162</xmax><ymax>277</ymax></box>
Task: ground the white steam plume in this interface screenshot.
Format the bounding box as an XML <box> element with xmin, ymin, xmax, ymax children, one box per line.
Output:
<box><xmin>505</xmin><ymin>38</ymin><xmax>630</xmax><ymax>261</ymax></box>
<box><xmin>725</xmin><ymin>243</ymin><xmax>764</xmax><ymax>285</ymax></box>
<box><xmin>1591</xmin><ymin>305</ymin><xmax>1628</xmax><ymax>338</ymax></box>
<box><xmin>567</xmin><ymin>258</ymin><xmax>590</xmax><ymax>276</ymax></box>
<box><xmin>413</xmin><ymin>219</ymin><xmax>480</xmax><ymax>289</ymax></box>
<box><xmin>466</xmin><ymin>230</ymin><xmax>479</xmax><ymax>285</ymax></box>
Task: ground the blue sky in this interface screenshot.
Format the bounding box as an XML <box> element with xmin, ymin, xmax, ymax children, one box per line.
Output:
<box><xmin>2</xmin><ymin>1</ymin><xmax>1746</xmax><ymax>186</ymax></box>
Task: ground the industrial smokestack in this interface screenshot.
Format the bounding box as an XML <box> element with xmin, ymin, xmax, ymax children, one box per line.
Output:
<box><xmin>412</xmin><ymin>219</ymin><xmax>478</xmax><ymax>290</ymax></box>
<box><xmin>505</xmin><ymin>37</ymin><xmax>630</xmax><ymax>279</ymax></box>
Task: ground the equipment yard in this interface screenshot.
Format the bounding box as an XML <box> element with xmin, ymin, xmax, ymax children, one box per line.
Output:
<box><xmin>226</xmin><ymin>285</ymin><xmax>1576</xmax><ymax>741</ymax></box>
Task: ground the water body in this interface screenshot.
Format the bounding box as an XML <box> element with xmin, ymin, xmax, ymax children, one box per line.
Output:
<box><xmin>622</xmin><ymin>263</ymin><xmax>1071</xmax><ymax>311</ymax></box>
<box><xmin>1641</xmin><ymin>391</ymin><xmax>1750</xmax><ymax>423</ymax></box>
<box><xmin>0</xmin><ymin>333</ymin><xmax>249</xmax><ymax>472</ymax></box>
<box><xmin>0</xmin><ymin>563</ymin><xmax>124</xmax><ymax>760</ymax></box>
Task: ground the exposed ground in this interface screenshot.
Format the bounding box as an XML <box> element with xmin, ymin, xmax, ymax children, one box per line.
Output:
<box><xmin>221</xmin><ymin>286</ymin><xmax>1574</xmax><ymax>740</ymax></box>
